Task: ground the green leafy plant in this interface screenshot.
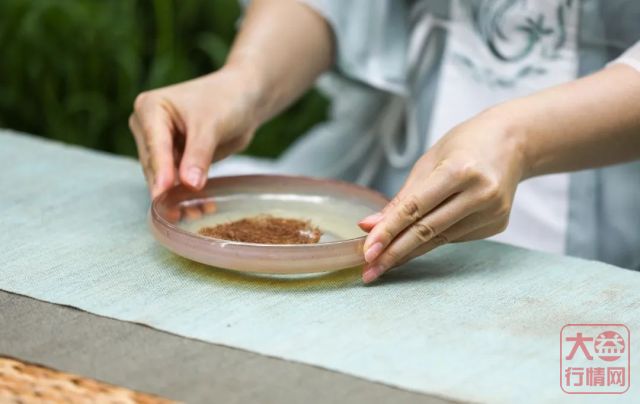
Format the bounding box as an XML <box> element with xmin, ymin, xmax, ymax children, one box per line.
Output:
<box><xmin>0</xmin><ymin>0</ymin><xmax>328</xmax><ymax>158</ymax></box>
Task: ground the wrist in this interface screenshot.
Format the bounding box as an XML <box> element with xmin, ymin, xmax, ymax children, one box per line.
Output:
<box><xmin>480</xmin><ymin>101</ymin><xmax>535</xmax><ymax>181</ymax></box>
<box><xmin>219</xmin><ymin>53</ymin><xmax>275</xmax><ymax>126</ymax></box>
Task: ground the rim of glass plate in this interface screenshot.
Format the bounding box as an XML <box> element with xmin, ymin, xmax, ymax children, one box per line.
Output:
<box><xmin>150</xmin><ymin>174</ymin><xmax>390</xmax><ymax>248</ymax></box>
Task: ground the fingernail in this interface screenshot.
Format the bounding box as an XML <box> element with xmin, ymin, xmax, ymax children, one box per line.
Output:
<box><xmin>370</xmin><ymin>264</ymin><xmax>385</xmax><ymax>276</ymax></box>
<box><xmin>183</xmin><ymin>206</ymin><xmax>202</xmax><ymax>221</ymax></box>
<box><xmin>201</xmin><ymin>200</ymin><xmax>217</xmax><ymax>214</ymax></box>
<box><xmin>364</xmin><ymin>242</ymin><xmax>384</xmax><ymax>263</ymax></box>
<box><xmin>186</xmin><ymin>166</ymin><xmax>203</xmax><ymax>188</ymax></box>
<box><xmin>165</xmin><ymin>207</ymin><xmax>182</xmax><ymax>223</ymax></box>
<box><xmin>154</xmin><ymin>172</ymin><xmax>165</xmax><ymax>188</ymax></box>
<box><xmin>362</xmin><ymin>268</ymin><xmax>379</xmax><ymax>284</ymax></box>
<box><xmin>150</xmin><ymin>185</ymin><xmax>163</xmax><ymax>200</ymax></box>
<box><xmin>151</xmin><ymin>174</ymin><xmax>164</xmax><ymax>198</ymax></box>
<box><xmin>359</xmin><ymin>212</ymin><xmax>383</xmax><ymax>224</ymax></box>
<box><xmin>362</xmin><ymin>264</ymin><xmax>385</xmax><ymax>284</ymax></box>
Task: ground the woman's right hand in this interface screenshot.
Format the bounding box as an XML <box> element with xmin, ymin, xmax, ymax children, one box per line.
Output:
<box><xmin>129</xmin><ymin>62</ymin><xmax>264</xmax><ymax>198</ymax></box>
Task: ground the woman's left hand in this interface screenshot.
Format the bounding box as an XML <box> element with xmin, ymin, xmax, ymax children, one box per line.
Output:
<box><xmin>359</xmin><ymin>109</ymin><xmax>529</xmax><ymax>283</ymax></box>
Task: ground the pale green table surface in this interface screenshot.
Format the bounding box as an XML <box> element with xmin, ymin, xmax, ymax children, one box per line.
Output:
<box><xmin>1</xmin><ymin>130</ymin><xmax>638</xmax><ymax>403</ymax></box>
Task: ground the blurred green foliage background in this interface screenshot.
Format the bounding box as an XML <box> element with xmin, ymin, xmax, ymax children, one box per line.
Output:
<box><xmin>0</xmin><ymin>0</ymin><xmax>328</xmax><ymax>157</ymax></box>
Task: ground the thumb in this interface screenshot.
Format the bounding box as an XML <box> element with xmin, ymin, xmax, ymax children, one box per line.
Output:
<box><xmin>179</xmin><ymin>124</ymin><xmax>217</xmax><ymax>190</ymax></box>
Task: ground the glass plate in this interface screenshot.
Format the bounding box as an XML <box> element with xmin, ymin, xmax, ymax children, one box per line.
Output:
<box><xmin>149</xmin><ymin>175</ymin><xmax>388</xmax><ymax>274</ymax></box>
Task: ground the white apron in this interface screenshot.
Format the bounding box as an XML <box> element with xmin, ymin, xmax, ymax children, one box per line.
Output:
<box><xmin>424</xmin><ymin>0</ymin><xmax>580</xmax><ymax>253</ymax></box>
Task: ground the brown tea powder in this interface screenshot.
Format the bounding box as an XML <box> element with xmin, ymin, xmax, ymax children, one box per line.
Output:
<box><xmin>198</xmin><ymin>215</ymin><xmax>322</xmax><ymax>244</ymax></box>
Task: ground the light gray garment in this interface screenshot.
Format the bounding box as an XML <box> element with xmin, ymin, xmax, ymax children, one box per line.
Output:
<box><xmin>265</xmin><ymin>0</ymin><xmax>640</xmax><ymax>269</ymax></box>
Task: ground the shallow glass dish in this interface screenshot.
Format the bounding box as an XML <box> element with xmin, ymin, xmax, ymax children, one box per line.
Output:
<box><xmin>149</xmin><ymin>175</ymin><xmax>389</xmax><ymax>274</ymax></box>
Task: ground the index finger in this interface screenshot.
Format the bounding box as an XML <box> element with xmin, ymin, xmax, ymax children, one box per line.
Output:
<box><xmin>362</xmin><ymin>167</ymin><xmax>460</xmax><ymax>262</ymax></box>
<box><xmin>133</xmin><ymin>94</ymin><xmax>177</xmax><ymax>198</ymax></box>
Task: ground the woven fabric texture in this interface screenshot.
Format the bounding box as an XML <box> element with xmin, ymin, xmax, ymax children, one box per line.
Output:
<box><xmin>1</xmin><ymin>130</ymin><xmax>638</xmax><ymax>403</ymax></box>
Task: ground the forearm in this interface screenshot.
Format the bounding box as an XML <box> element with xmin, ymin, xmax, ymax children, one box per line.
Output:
<box><xmin>225</xmin><ymin>0</ymin><xmax>334</xmax><ymax>125</ymax></box>
<box><xmin>492</xmin><ymin>64</ymin><xmax>640</xmax><ymax>179</ymax></box>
